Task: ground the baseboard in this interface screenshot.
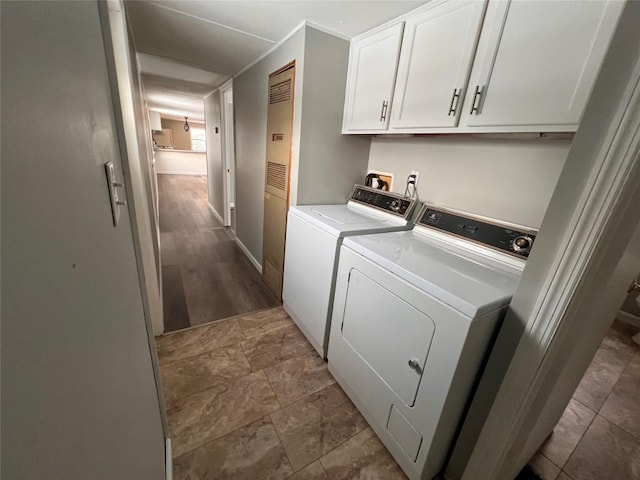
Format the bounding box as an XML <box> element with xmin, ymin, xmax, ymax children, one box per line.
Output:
<box><xmin>165</xmin><ymin>438</ymin><xmax>173</xmax><ymax>480</ymax></box>
<box><xmin>616</xmin><ymin>310</ymin><xmax>640</xmax><ymax>328</ymax></box>
<box><xmin>155</xmin><ymin>170</ymin><xmax>207</xmax><ymax>176</ymax></box>
<box><xmin>235</xmin><ymin>237</ymin><xmax>262</xmax><ymax>274</ymax></box>
<box><xmin>207</xmin><ymin>203</ymin><xmax>224</xmax><ymax>224</ymax></box>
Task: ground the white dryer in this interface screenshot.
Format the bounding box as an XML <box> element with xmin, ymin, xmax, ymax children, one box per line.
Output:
<box><xmin>282</xmin><ymin>185</ymin><xmax>417</xmax><ymax>358</ymax></box>
<box><xmin>327</xmin><ymin>204</ymin><xmax>537</xmax><ymax>480</ymax></box>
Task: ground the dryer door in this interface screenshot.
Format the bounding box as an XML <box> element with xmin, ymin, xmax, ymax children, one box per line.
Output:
<box><xmin>341</xmin><ymin>268</ymin><xmax>435</xmax><ymax>406</ymax></box>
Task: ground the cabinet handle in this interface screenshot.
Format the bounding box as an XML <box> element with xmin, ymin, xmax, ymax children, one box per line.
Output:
<box><xmin>470</xmin><ymin>85</ymin><xmax>483</xmax><ymax>115</ymax></box>
<box><xmin>380</xmin><ymin>100</ymin><xmax>388</xmax><ymax>122</ymax></box>
<box><xmin>448</xmin><ymin>88</ymin><xmax>460</xmax><ymax>116</ymax></box>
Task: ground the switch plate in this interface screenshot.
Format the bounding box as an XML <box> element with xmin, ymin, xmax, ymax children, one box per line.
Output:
<box><xmin>105</xmin><ymin>161</ymin><xmax>125</xmax><ymax>226</ymax></box>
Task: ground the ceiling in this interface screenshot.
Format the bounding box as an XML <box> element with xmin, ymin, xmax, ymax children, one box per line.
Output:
<box><xmin>127</xmin><ymin>0</ymin><xmax>425</xmax><ymax>121</ymax></box>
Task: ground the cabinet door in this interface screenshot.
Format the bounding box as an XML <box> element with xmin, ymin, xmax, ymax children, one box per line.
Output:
<box><xmin>343</xmin><ymin>23</ymin><xmax>404</xmax><ymax>132</ymax></box>
<box><xmin>390</xmin><ymin>0</ymin><xmax>486</xmax><ymax>129</ymax></box>
<box><xmin>463</xmin><ymin>0</ymin><xmax>623</xmax><ymax>130</ymax></box>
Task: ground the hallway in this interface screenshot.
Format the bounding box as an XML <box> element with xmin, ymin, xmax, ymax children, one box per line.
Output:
<box><xmin>158</xmin><ymin>174</ymin><xmax>279</xmax><ymax>333</ymax></box>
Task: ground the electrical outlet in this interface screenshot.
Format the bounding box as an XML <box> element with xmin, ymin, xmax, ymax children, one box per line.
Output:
<box><xmin>410</xmin><ymin>170</ymin><xmax>420</xmax><ymax>185</ymax></box>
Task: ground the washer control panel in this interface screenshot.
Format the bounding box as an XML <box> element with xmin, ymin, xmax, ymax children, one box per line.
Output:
<box><xmin>417</xmin><ymin>205</ymin><xmax>538</xmax><ymax>259</ymax></box>
<box><xmin>349</xmin><ymin>185</ymin><xmax>415</xmax><ymax>219</ymax></box>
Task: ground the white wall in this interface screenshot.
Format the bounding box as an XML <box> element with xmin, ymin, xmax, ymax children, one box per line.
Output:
<box><xmin>204</xmin><ymin>91</ymin><xmax>225</xmax><ymax>218</ymax></box>
<box><xmin>154</xmin><ymin>149</ymin><xmax>207</xmax><ymax>175</ymax></box>
<box><xmin>1</xmin><ymin>1</ymin><xmax>165</xmax><ymax>477</ymax></box>
<box><xmin>368</xmin><ymin>136</ymin><xmax>571</xmax><ymax>228</ymax></box>
<box><xmin>234</xmin><ymin>27</ymin><xmax>305</xmax><ymax>263</ymax></box>
<box><xmin>296</xmin><ymin>27</ymin><xmax>370</xmax><ymax>205</ymax></box>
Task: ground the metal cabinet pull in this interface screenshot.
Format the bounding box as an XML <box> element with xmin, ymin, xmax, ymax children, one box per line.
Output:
<box><xmin>380</xmin><ymin>100</ymin><xmax>388</xmax><ymax>122</ymax></box>
<box><xmin>470</xmin><ymin>85</ymin><xmax>483</xmax><ymax>115</ymax></box>
<box><xmin>448</xmin><ymin>88</ymin><xmax>460</xmax><ymax>116</ymax></box>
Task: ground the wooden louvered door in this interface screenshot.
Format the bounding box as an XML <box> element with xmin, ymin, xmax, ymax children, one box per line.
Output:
<box><xmin>263</xmin><ymin>62</ymin><xmax>295</xmax><ymax>298</ymax></box>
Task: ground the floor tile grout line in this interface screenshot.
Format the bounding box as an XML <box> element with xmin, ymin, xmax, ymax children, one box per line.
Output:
<box><xmin>172</xmin><ymin>412</ymin><xmax>283</xmax><ymax>463</ymax></box>
<box><xmin>162</xmin><ymin>365</ymin><xmax>270</xmax><ymax>416</ymax></box>
<box><xmin>159</xmin><ymin>310</ymin><xmax>249</xmax><ymax>337</ymax></box>
<box><xmin>559</xmin><ymin>409</ymin><xmax>600</xmax><ymax>473</ymax></box>
<box><xmin>268</xmin><ymin>413</ymin><xmax>298</xmax><ymax>476</ymax></box>
<box><xmin>595</xmin><ymin>406</ymin><xmax>640</xmax><ymax>445</ymax></box>
<box><xmin>159</xmin><ymin>313</ymin><xmax>292</xmax><ymax>368</ymax></box>
<box><xmin>157</xmin><ymin>335</ymin><xmax>244</xmax><ymax>368</ymax></box>
<box><xmin>162</xmin><ymin>357</ymin><xmax>254</xmax><ymax>412</ymax></box>
<box><xmin>542</xmin><ymin>396</ymin><xmax>597</xmax><ymax>471</ymax></box>
<box><xmin>538</xmin><ymin>451</ymin><xmax>559</xmax><ymax>470</ymax></box>
<box><xmin>269</xmin><ymin>383</ymin><xmax>371</xmax><ymax>473</ymax></box>
<box><xmin>596</xmin><ymin>348</ymin><xmax>638</xmax><ymax>420</ymax></box>
<box><xmin>263</xmin><ymin>367</ymin><xmax>284</xmax><ymax>411</ymax></box>
<box><xmin>570</xmin><ymin>396</ymin><xmax>596</xmax><ymax>416</ymax></box>
<box><xmin>317</xmin><ymin>456</ymin><xmax>330</xmax><ymax>478</ymax></box>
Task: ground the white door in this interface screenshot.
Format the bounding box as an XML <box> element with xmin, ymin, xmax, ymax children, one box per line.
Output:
<box><xmin>343</xmin><ymin>22</ymin><xmax>404</xmax><ymax>132</ymax></box>
<box><xmin>390</xmin><ymin>0</ymin><xmax>486</xmax><ymax>129</ymax></box>
<box><xmin>341</xmin><ymin>269</ymin><xmax>435</xmax><ymax>407</ymax></box>
<box><xmin>2</xmin><ymin>1</ymin><xmax>165</xmax><ymax>477</ymax></box>
<box><xmin>462</xmin><ymin>0</ymin><xmax>623</xmax><ymax>130</ymax></box>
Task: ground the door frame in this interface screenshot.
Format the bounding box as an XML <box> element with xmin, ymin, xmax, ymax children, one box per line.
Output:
<box><xmin>98</xmin><ymin>0</ymin><xmax>168</xmax><ymax>443</ymax></box>
<box><xmin>454</xmin><ymin>5</ymin><xmax>640</xmax><ymax>479</ymax></box>
<box><xmin>219</xmin><ymin>79</ymin><xmax>235</xmax><ymax>228</ymax></box>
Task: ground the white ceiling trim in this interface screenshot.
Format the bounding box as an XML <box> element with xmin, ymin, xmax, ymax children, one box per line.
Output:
<box><xmin>233</xmin><ymin>20</ymin><xmax>307</xmax><ymax>78</ymax></box>
<box><xmin>145</xmin><ymin>1</ymin><xmax>277</xmax><ymax>44</ymax></box>
<box><xmin>304</xmin><ymin>19</ymin><xmax>350</xmax><ymax>41</ymax></box>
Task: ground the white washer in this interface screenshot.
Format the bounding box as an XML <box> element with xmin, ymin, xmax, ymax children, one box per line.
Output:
<box><xmin>327</xmin><ymin>204</ymin><xmax>537</xmax><ymax>480</ymax></box>
<box><xmin>282</xmin><ymin>185</ymin><xmax>417</xmax><ymax>358</ymax></box>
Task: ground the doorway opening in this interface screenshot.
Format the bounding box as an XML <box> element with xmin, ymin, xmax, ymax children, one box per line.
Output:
<box><xmin>525</xmin><ymin>278</ymin><xmax>640</xmax><ymax>479</ymax></box>
<box><xmin>220</xmin><ymin>82</ymin><xmax>236</xmax><ymax>233</ymax></box>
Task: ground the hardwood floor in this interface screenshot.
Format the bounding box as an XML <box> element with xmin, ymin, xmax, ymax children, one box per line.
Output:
<box><xmin>158</xmin><ymin>174</ymin><xmax>279</xmax><ymax>333</ymax></box>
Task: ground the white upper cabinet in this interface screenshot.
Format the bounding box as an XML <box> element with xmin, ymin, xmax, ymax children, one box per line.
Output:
<box><xmin>342</xmin><ymin>22</ymin><xmax>404</xmax><ymax>132</ymax></box>
<box><xmin>461</xmin><ymin>0</ymin><xmax>624</xmax><ymax>131</ymax></box>
<box><xmin>342</xmin><ymin>0</ymin><xmax>623</xmax><ymax>134</ymax></box>
<box><xmin>390</xmin><ymin>0</ymin><xmax>486</xmax><ymax>129</ymax></box>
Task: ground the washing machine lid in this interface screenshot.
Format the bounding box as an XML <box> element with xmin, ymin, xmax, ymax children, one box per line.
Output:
<box><xmin>290</xmin><ymin>203</ymin><xmax>412</xmax><ymax>238</ymax></box>
<box><xmin>342</xmin><ymin>230</ymin><xmax>524</xmax><ymax>318</ymax></box>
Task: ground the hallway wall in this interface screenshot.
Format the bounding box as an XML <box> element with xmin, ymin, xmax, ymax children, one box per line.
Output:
<box><xmin>234</xmin><ymin>27</ymin><xmax>305</xmax><ymax>265</ymax></box>
<box><xmin>233</xmin><ymin>25</ymin><xmax>370</xmax><ymax>267</ymax></box>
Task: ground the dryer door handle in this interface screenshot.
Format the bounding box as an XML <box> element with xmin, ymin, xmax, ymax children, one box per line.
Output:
<box><xmin>408</xmin><ymin>358</ymin><xmax>422</xmax><ymax>374</ymax></box>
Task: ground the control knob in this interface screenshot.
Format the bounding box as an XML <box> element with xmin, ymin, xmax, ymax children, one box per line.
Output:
<box><xmin>512</xmin><ymin>235</ymin><xmax>533</xmax><ymax>254</ymax></box>
<box><xmin>390</xmin><ymin>199</ymin><xmax>402</xmax><ymax>212</ymax></box>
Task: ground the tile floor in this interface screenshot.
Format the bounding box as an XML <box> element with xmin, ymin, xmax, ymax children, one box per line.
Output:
<box><xmin>528</xmin><ymin>320</ymin><xmax>640</xmax><ymax>480</ymax></box>
<box><xmin>156</xmin><ymin>306</ymin><xmax>407</xmax><ymax>479</ymax></box>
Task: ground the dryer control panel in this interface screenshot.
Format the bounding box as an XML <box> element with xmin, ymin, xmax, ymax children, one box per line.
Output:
<box><xmin>417</xmin><ymin>205</ymin><xmax>538</xmax><ymax>259</ymax></box>
<box><xmin>349</xmin><ymin>185</ymin><xmax>415</xmax><ymax>219</ymax></box>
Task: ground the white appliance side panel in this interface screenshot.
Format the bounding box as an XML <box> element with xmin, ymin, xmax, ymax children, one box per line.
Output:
<box><xmin>282</xmin><ymin>211</ymin><xmax>339</xmax><ymax>356</ymax></box>
<box><xmin>341</xmin><ymin>268</ymin><xmax>435</xmax><ymax>407</ymax></box>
